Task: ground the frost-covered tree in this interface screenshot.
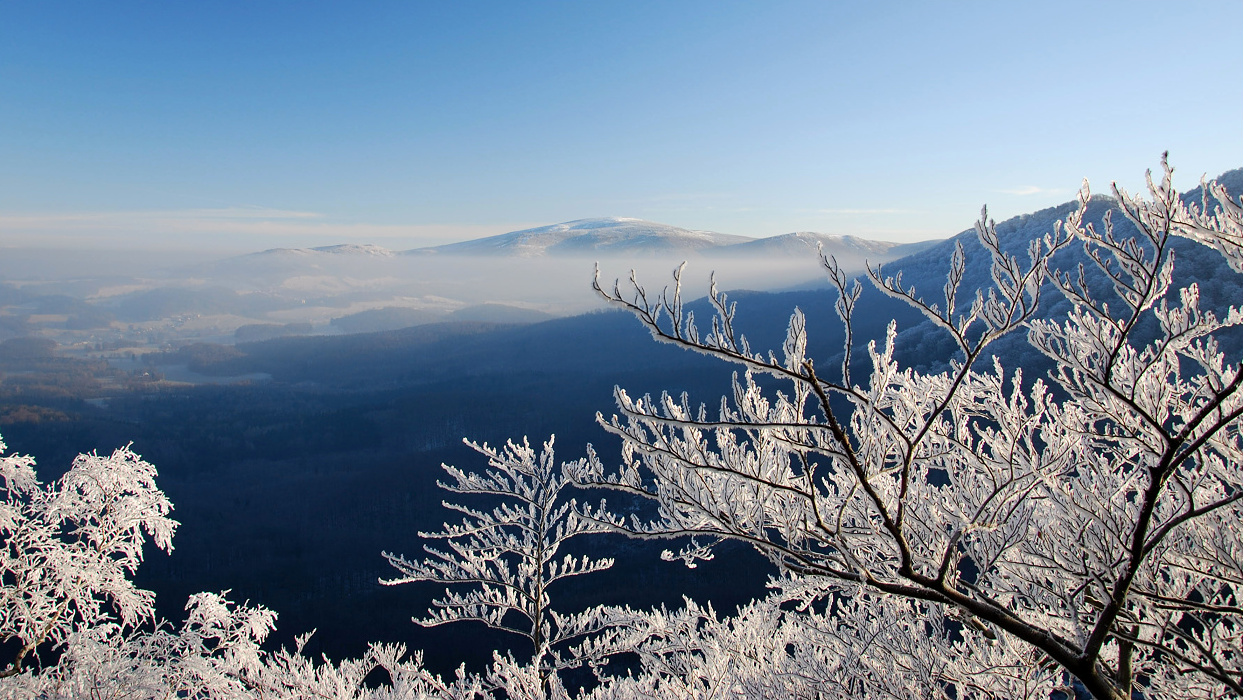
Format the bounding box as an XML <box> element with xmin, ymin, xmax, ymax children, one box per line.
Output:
<box><xmin>382</xmin><ymin>437</ymin><xmax>616</xmax><ymax>688</ymax></box>
<box><xmin>0</xmin><ymin>436</ymin><xmax>485</xmax><ymax>700</ymax></box>
<box><xmin>5</xmin><ymin>589</ymin><xmax>491</xmax><ymax>699</ymax></box>
<box><xmin>575</xmin><ymin>157</ymin><xmax>1242</xmax><ymax>699</ymax></box>
<box><xmin>0</xmin><ymin>439</ymin><xmax>177</xmax><ymax>679</ymax></box>
<box><xmin>576</xmin><ymin>576</ymin><xmax>1083</xmax><ymax>699</ymax></box>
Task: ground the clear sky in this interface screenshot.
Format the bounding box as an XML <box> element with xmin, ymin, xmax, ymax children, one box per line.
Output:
<box><xmin>1</xmin><ymin>1</ymin><xmax>1240</xmax><ymax>251</ymax></box>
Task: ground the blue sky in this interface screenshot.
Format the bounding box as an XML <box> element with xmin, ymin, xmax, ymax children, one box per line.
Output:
<box><xmin>1</xmin><ymin>1</ymin><xmax>1240</xmax><ymax>251</ymax></box>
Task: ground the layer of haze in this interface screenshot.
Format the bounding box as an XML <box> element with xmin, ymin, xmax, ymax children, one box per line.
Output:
<box><xmin>1</xmin><ymin>0</ymin><xmax>1241</xmax><ymax>252</ymax></box>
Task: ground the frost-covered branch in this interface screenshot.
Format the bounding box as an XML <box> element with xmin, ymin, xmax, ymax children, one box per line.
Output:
<box><xmin>575</xmin><ymin>159</ymin><xmax>1242</xmax><ymax>700</ymax></box>
<box><xmin>382</xmin><ymin>436</ymin><xmax>616</xmax><ymax>683</ymax></box>
<box><xmin>0</xmin><ymin>440</ymin><xmax>177</xmax><ymax>678</ymax></box>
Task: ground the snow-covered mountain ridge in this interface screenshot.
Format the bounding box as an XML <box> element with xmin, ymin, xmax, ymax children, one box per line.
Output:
<box><xmin>242</xmin><ymin>217</ymin><xmax>937</xmax><ymax>260</ymax></box>
<box><xmin>706</xmin><ymin>231</ymin><xmax>938</xmax><ymax>260</ymax></box>
<box><xmin>411</xmin><ymin>217</ymin><xmax>754</xmax><ymax>257</ymax></box>
<box><xmin>248</xmin><ymin>243</ymin><xmax>398</xmax><ymax>258</ymax></box>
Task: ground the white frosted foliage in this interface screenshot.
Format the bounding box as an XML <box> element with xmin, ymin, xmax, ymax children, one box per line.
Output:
<box><xmin>382</xmin><ymin>436</ymin><xmax>617</xmax><ymax>684</ymax></box>
<box><xmin>0</xmin><ymin>442</ymin><xmax>176</xmax><ymax>679</ymax></box>
<box><xmin>580</xmin><ymin>158</ymin><xmax>1241</xmax><ymax>700</ymax></box>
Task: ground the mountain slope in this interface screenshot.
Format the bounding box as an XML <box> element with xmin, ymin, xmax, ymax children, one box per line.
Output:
<box><xmin>880</xmin><ymin>168</ymin><xmax>1243</xmax><ymax>305</ymax></box>
<box><xmin>251</xmin><ymin>244</ymin><xmax>397</xmax><ymax>258</ymax></box>
<box><xmin>872</xmin><ymin>168</ymin><xmax>1243</xmax><ymax>374</ymax></box>
<box><xmin>708</xmin><ymin>232</ymin><xmax>941</xmax><ymax>272</ymax></box>
<box><xmin>409</xmin><ymin>217</ymin><xmax>753</xmax><ymax>257</ymax></box>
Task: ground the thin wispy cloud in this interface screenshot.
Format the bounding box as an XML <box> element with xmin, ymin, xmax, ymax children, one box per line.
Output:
<box><xmin>153</xmin><ymin>207</ymin><xmax>325</xmax><ymax>220</ymax></box>
<box><xmin>603</xmin><ymin>192</ymin><xmax>747</xmax><ymax>212</ymax></box>
<box><xmin>634</xmin><ymin>192</ymin><xmax>734</xmax><ymax>204</ymax></box>
<box><xmin>998</xmin><ymin>186</ymin><xmax>1060</xmax><ymax>196</ymax></box>
<box><xmin>807</xmin><ymin>208</ymin><xmax>906</xmax><ymax>215</ymax></box>
<box><xmin>0</xmin><ymin>207</ymin><xmax>323</xmax><ymax>227</ymax></box>
<box><xmin>0</xmin><ymin>208</ymin><xmax>535</xmax><ymax>249</ymax></box>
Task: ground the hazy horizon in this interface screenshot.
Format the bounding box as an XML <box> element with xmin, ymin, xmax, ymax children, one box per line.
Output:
<box><xmin>2</xmin><ymin>2</ymin><xmax>1240</xmax><ymax>252</ymax></box>
<box><xmin>0</xmin><ymin>213</ymin><xmax>944</xmax><ymax>257</ymax></box>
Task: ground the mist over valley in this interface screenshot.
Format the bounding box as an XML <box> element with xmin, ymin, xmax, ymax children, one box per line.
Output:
<box><xmin>0</xmin><ymin>217</ymin><xmax>939</xmax><ymax>365</ymax></box>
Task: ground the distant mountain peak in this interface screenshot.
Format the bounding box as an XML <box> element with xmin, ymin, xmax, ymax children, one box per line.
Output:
<box><xmin>707</xmin><ymin>231</ymin><xmax>939</xmax><ymax>268</ymax></box>
<box><xmin>248</xmin><ymin>244</ymin><xmax>396</xmax><ymax>258</ymax></box>
<box><xmin>408</xmin><ymin>217</ymin><xmax>754</xmax><ymax>257</ymax></box>
<box><xmin>310</xmin><ymin>244</ymin><xmax>395</xmax><ymax>256</ymax></box>
<box><xmin>557</xmin><ymin>216</ymin><xmax>643</xmax><ymax>225</ymax></box>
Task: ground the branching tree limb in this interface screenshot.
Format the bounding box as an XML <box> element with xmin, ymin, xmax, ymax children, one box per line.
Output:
<box><xmin>382</xmin><ymin>436</ymin><xmax>616</xmax><ymax>687</ymax></box>
<box><xmin>574</xmin><ymin>159</ymin><xmax>1242</xmax><ymax>699</ymax></box>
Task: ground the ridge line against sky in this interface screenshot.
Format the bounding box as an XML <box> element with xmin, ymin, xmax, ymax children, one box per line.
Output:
<box><xmin>1</xmin><ymin>1</ymin><xmax>1240</xmax><ymax>252</ymax></box>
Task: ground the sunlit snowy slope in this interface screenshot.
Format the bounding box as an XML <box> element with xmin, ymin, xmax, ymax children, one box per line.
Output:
<box><xmin>408</xmin><ymin>217</ymin><xmax>752</xmax><ymax>257</ymax></box>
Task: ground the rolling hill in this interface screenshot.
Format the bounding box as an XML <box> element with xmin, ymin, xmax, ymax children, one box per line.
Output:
<box><xmin>408</xmin><ymin>217</ymin><xmax>752</xmax><ymax>257</ymax></box>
